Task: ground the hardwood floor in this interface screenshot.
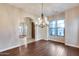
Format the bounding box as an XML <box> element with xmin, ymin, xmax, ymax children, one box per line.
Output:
<box><xmin>0</xmin><ymin>40</ymin><xmax>79</xmax><ymax>56</ymax></box>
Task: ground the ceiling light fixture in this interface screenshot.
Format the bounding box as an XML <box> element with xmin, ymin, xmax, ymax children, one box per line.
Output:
<box><xmin>36</xmin><ymin>3</ymin><xmax>49</xmax><ymax>28</ymax></box>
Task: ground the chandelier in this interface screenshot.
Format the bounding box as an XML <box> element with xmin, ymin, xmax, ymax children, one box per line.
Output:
<box><xmin>36</xmin><ymin>3</ymin><xmax>49</xmax><ymax>28</ymax></box>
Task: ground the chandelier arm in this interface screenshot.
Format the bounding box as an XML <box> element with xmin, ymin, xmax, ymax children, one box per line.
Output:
<box><xmin>38</xmin><ymin>2</ymin><xmax>49</xmax><ymax>28</ymax></box>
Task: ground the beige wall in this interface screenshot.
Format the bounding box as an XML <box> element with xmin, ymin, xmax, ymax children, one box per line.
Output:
<box><xmin>38</xmin><ymin>26</ymin><xmax>48</xmax><ymax>40</ymax></box>
<box><xmin>48</xmin><ymin>12</ymin><xmax>65</xmax><ymax>20</ymax></box>
<box><xmin>0</xmin><ymin>4</ymin><xmax>35</xmax><ymax>52</ymax></box>
<box><xmin>35</xmin><ymin>25</ymin><xmax>48</xmax><ymax>41</ymax></box>
<box><xmin>65</xmin><ymin>6</ymin><xmax>79</xmax><ymax>47</ymax></box>
<box><xmin>0</xmin><ymin>4</ymin><xmax>22</xmax><ymax>52</ymax></box>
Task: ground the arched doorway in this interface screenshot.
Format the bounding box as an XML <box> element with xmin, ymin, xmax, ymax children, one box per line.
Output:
<box><xmin>24</xmin><ymin>17</ymin><xmax>35</xmax><ymax>44</ymax></box>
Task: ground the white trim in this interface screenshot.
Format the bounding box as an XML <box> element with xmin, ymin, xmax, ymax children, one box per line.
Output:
<box><xmin>65</xmin><ymin>43</ymin><xmax>79</xmax><ymax>48</ymax></box>
<box><xmin>0</xmin><ymin>43</ymin><xmax>25</xmax><ymax>52</ymax></box>
<box><xmin>35</xmin><ymin>39</ymin><xmax>39</xmax><ymax>41</ymax></box>
<box><xmin>48</xmin><ymin>39</ymin><xmax>64</xmax><ymax>43</ymax></box>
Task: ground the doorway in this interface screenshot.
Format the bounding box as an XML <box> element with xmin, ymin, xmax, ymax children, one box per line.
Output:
<box><xmin>32</xmin><ymin>22</ymin><xmax>35</xmax><ymax>39</ymax></box>
<box><xmin>24</xmin><ymin>17</ymin><xmax>35</xmax><ymax>44</ymax></box>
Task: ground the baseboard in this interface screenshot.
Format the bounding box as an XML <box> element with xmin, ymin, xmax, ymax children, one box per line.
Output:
<box><xmin>35</xmin><ymin>39</ymin><xmax>44</xmax><ymax>41</ymax></box>
<box><xmin>0</xmin><ymin>43</ymin><xmax>25</xmax><ymax>52</ymax></box>
<box><xmin>48</xmin><ymin>39</ymin><xmax>64</xmax><ymax>44</ymax></box>
<box><xmin>65</xmin><ymin>43</ymin><xmax>79</xmax><ymax>48</ymax></box>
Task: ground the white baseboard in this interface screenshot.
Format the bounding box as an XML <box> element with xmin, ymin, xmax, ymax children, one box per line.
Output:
<box><xmin>35</xmin><ymin>39</ymin><xmax>41</xmax><ymax>41</ymax></box>
<box><xmin>65</xmin><ymin>43</ymin><xmax>79</xmax><ymax>48</ymax></box>
<box><xmin>48</xmin><ymin>39</ymin><xmax>64</xmax><ymax>43</ymax></box>
<box><xmin>0</xmin><ymin>43</ymin><xmax>25</xmax><ymax>52</ymax></box>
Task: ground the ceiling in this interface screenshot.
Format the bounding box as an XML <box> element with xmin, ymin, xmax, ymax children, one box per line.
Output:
<box><xmin>9</xmin><ymin>3</ymin><xmax>79</xmax><ymax>17</ymax></box>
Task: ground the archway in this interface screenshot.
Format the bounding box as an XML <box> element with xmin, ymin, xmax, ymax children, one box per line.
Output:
<box><xmin>24</xmin><ymin>17</ymin><xmax>35</xmax><ymax>44</ymax></box>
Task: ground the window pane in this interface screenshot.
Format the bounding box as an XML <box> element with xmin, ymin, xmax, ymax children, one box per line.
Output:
<box><xmin>49</xmin><ymin>28</ymin><xmax>52</xmax><ymax>36</ymax></box>
<box><xmin>57</xmin><ymin>20</ymin><xmax>64</xmax><ymax>28</ymax></box>
<box><xmin>51</xmin><ymin>28</ymin><xmax>57</xmax><ymax>35</ymax></box>
<box><xmin>49</xmin><ymin>20</ymin><xmax>65</xmax><ymax>36</ymax></box>
<box><xmin>49</xmin><ymin>21</ymin><xmax>56</xmax><ymax>28</ymax></box>
<box><xmin>49</xmin><ymin>28</ymin><xmax>57</xmax><ymax>36</ymax></box>
<box><xmin>57</xmin><ymin>28</ymin><xmax>64</xmax><ymax>36</ymax></box>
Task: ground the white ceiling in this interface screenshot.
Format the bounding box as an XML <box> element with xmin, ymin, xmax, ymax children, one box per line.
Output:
<box><xmin>9</xmin><ymin>3</ymin><xmax>79</xmax><ymax>17</ymax></box>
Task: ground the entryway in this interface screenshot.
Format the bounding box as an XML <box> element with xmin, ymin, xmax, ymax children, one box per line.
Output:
<box><xmin>24</xmin><ymin>17</ymin><xmax>35</xmax><ymax>44</ymax></box>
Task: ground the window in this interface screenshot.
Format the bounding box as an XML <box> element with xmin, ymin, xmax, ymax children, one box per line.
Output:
<box><xmin>18</xmin><ymin>23</ymin><xmax>27</xmax><ymax>36</ymax></box>
<box><xmin>49</xmin><ymin>20</ymin><xmax>64</xmax><ymax>36</ymax></box>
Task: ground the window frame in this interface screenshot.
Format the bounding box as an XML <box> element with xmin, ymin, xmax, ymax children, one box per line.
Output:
<box><xmin>49</xmin><ymin>20</ymin><xmax>65</xmax><ymax>37</ymax></box>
